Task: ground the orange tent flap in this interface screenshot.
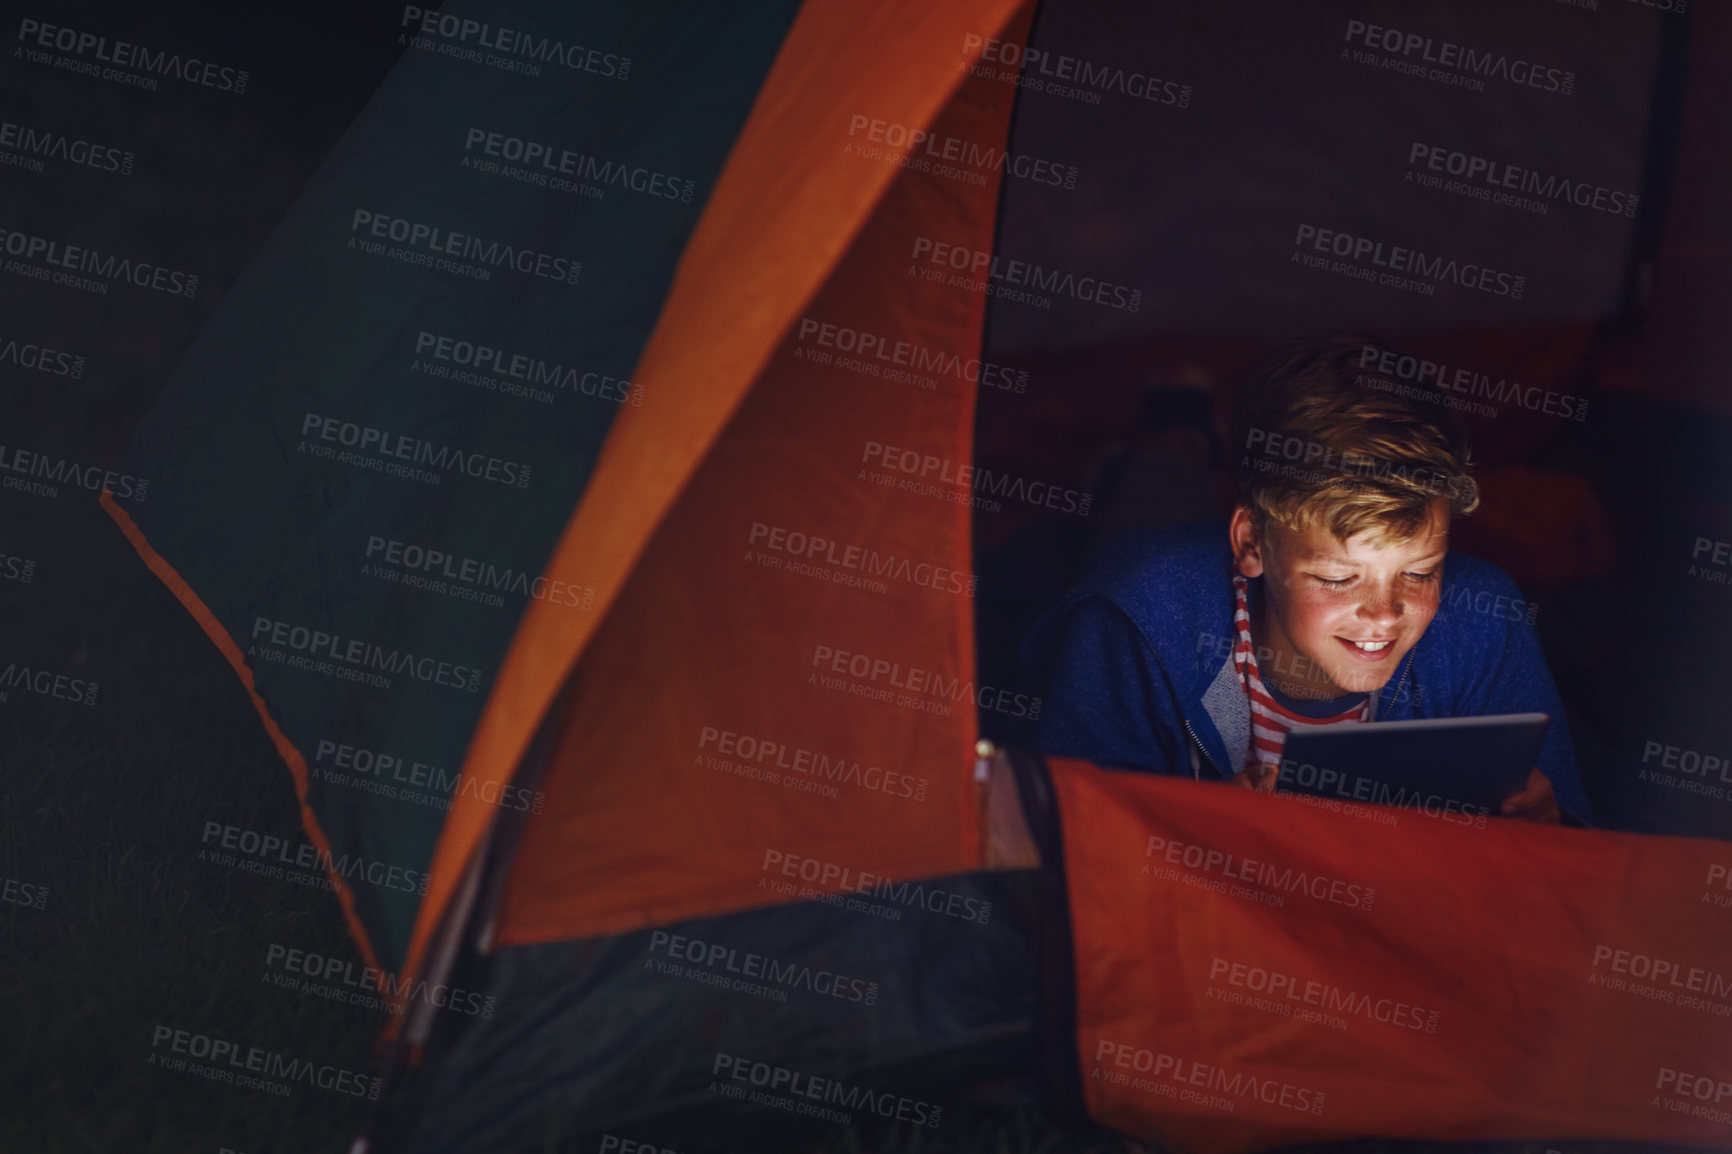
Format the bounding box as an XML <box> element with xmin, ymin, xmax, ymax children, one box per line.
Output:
<box><xmin>1050</xmin><ymin>757</ymin><xmax>1732</xmax><ymax>1153</ymax></box>
<box><xmin>402</xmin><ymin>0</ymin><xmax>1031</xmax><ymax>988</ymax></box>
<box><xmin>101</xmin><ymin>491</ymin><xmax>387</xmax><ymax>980</ymax></box>
<box><xmin>494</xmin><ymin>2</ymin><xmax>1038</xmax><ymax>944</ymax></box>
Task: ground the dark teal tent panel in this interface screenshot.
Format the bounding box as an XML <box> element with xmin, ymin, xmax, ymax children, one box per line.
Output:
<box><xmin>395</xmin><ymin>870</ymin><xmax>1045</xmax><ymax>1154</ymax></box>
<box><xmin>123</xmin><ymin>0</ymin><xmax>804</xmax><ymax>971</ymax></box>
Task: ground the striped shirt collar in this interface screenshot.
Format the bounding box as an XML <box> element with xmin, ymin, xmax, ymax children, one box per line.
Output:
<box><xmin>1231</xmin><ymin>572</ymin><xmax>1370</xmax><ymax>774</ymax></box>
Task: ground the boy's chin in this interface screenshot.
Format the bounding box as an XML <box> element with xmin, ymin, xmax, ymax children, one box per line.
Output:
<box><xmin>1301</xmin><ymin>656</ymin><xmax>1397</xmax><ymax>697</ymax></box>
<box><xmin>1327</xmin><ymin>665</ymin><xmax>1396</xmax><ymax>695</ymax></box>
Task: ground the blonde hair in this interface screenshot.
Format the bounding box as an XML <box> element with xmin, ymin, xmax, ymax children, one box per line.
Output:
<box><xmin>1232</xmin><ymin>334</ymin><xmax>1479</xmax><ymax>545</ymax></box>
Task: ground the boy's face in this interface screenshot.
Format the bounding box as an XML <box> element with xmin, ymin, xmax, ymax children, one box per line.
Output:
<box><xmin>1229</xmin><ymin>498</ymin><xmax>1449</xmax><ymax>698</ymax></box>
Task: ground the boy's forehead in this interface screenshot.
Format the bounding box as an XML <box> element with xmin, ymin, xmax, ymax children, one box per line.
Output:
<box><xmin>1277</xmin><ymin>511</ymin><xmax>1449</xmax><ymax>560</ymax></box>
<box><xmin>1295</xmin><ymin>535</ymin><xmax>1447</xmax><ymax>561</ymax></box>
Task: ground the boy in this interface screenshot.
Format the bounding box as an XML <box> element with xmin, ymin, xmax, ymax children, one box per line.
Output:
<box><xmin>1021</xmin><ymin>335</ymin><xmax>1589</xmax><ymax>824</ymax></box>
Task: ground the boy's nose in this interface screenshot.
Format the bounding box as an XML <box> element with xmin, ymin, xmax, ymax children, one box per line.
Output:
<box><xmin>1356</xmin><ymin>591</ymin><xmax>1403</xmax><ymax>626</ymax></box>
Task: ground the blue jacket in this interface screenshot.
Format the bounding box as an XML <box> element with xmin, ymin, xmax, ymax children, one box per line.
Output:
<box><xmin>1021</xmin><ymin>520</ymin><xmax>1591</xmax><ymax>823</ymax></box>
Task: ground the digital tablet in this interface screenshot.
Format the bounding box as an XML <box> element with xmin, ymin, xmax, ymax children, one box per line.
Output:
<box><xmin>1277</xmin><ymin>713</ymin><xmax>1549</xmax><ymax>815</ymax></box>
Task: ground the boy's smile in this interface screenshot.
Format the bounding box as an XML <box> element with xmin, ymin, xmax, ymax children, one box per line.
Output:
<box><xmin>1229</xmin><ymin>498</ymin><xmax>1449</xmax><ymax>698</ymax></box>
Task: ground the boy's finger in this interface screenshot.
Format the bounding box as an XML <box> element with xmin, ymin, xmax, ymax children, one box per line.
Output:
<box><xmin>1501</xmin><ymin>768</ymin><xmax>1550</xmax><ymax>814</ymax></box>
<box><xmin>1501</xmin><ymin>789</ymin><xmax>1560</xmax><ymax>822</ymax></box>
<box><xmin>1501</xmin><ymin>791</ymin><xmax>1536</xmax><ymax>815</ymax></box>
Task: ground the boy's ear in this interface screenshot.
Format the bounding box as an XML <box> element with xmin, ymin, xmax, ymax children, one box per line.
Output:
<box><xmin>1229</xmin><ymin>505</ymin><xmax>1266</xmax><ymax>578</ymax></box>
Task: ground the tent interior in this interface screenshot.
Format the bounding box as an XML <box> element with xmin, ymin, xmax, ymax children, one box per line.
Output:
<box><xmin>969</xmin><ymin>0</ymin><xmax>1727</xmax><ymax>842</ymax></box>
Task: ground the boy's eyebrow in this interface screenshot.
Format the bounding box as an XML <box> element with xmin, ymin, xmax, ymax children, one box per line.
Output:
<box><xmin>1298</xmin><ymin>546</ymin><xmax>1449</xmax><ymax>564</ymax></box>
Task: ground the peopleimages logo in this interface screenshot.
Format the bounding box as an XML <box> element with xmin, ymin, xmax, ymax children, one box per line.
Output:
<box><xmin>0</xmin><ymin>331</ymin><xmax>84</xmax><ymax>378</ymax></box>
<box><xmin>263</xmin><ymin>943</ymin><xmax>496</xmax><ymax>1018</ymax></box>
<box><xmin>1144</xmin><ymin>834</ymin><xmax>1376</xmax><ymax>910</ymax></box>
<box><xmin>862</xmin><ymin>441</ymin><xmax>1091</xmax><ymax>517</ymax></box>
<box><xmin>1640</xmin><ymin>738</ymin><xmax>1732</xmax><ymax>803</ymax></box>
<box><xmin>761</xmin><ymin>849</ymin><xmax>993</xmax><ymax>924</ymax></box>
<box><xmin>1273</xmin><ymin>758</ymin><xmax>1489</xmax><ymax>829</ymax></box>
<box><xmin>298</xmin><ymin>412</ymin><xmax>532</xmax><ymax>490</ymax></box>
<box><xmin>962</xmin><ymin>33</ymin><xmax>1193</xmax><ymax>108</ymax></box>
<box><xmin>1</xmin><ymin>552</ymin><xmax>44</xmax><ymax>587</ymax></box>
<box><xmin>698</xmin><ymin>725</ymin><xmax>929</xmax><ymax>802</ymax></box>
<box><xmin>1406</xmin><ymin>143</ymin><xmax>1637</xmax><ymax>219</ymax></box>
<box><xmin>1293</xmin><ymin>224</ymin><xmax>1524</xmax><ymax>299</ymax></box>
<box><xmin>16</xmin><ymin>18</ymin><xmax>249</xmax><ymax>93</ymax></box>
<box><xmin>0</xmin><ymin>225</ymin><xmax>197</xmax><ymax>297</ymax></box>
<box><xmin>711</xmin><ymin>1053</ymin><xmax>942</xmax><ymax>1127</ymax></box>
<box><xmin>1689</xmin><ymin>538</ymin><xmax>1732</xmax><ymax>593</ymax></box>
<box><xmin>808</xmin><ymin>642</ymin><xmax>1041</xmax><ymax>721</ymax></box>
<box><xmin>312</xmin><ymin>737</ymin><xmax>546</xmax><ymax>815</ymax></box>
<box><xmin>1</xmin><ymin>875</ymin><xmax>48</xmax><ymax>911</ymax></box>
<box><xmin>462</xmin><ymin>128</ymin><xmax>694</xmax><ymax>202</ymax></box>
<box><xmin>748</xmin><ymin>522</ymin><xmax>975</xmax><ymax>599</ymax></box>
<box><xmin>1438</xmin><ymin>581</ymin><xmax>1538</xmax><ymax>627</ymax></box>
<box><xmin>0</xmin><ymin>118</ymin><xmax>133</xmax><ymax>176</ymax></box>
<box><xmin>1653</xmin><ymin>1066</ymin><xmax>1732</xmax><ymax>1128</ymax></box>
<box><xmin>0</xmin><ymin>660</ymin><xmax>97</xmax><ymax>707</ymax></box>
<box><xmin>1093</xmin><ymin>1039</ymin><xmax>1327</xmax><ymax>1115</ymax></box>
<box><xmin>1207</xmin><ymin>956</ymin><xmax>1439</xmax><ymax>1033</ymax></box>
<box><xmin>648</xmin><ymin>930</ymin><xmax>881</xmax><ymax>1005</ymax></box>
<box><xmin>201</xmin><ymin>820</ymin><xmax>430</xmax><ymax>896</ymax></box>
<box><xmin>1706</xmin><ymin>862</ymin><xmax>1732</xmax><ymax>910</ymax></box>
<box><xmin>1356</xmin><ymin>343</ymin><xmax>1588</xmax><ymax>423</ymax></box>
<box><xmin>1241</xmin><ymin>426</ymin><xmax>1473</xmax><ymax>503</ymax></box>
<box><xmin>348</xmin><ymin>210</ymin><xmax>580</xmax><ymax>285</ymax></box>
<box><xmin>1589</xmin><ymin>944</ymin><xmax>1732</xmax><ymax>1018</ymax></box>
<box><xmin>1342</xmin><ymin>19</ymin><xmax>1574</xmax><ymax>96</ymax></box>
<box><xmin>598</xmin><ymin>1138</ymin><xmax>677</xmax><ymax>1154</ymax></box>
<box><xmin>248</xmin><ymin>615</ymin><xmax>484</xmax><ymax>693</ymax></box>
<box><xmin>846</xmin><ymin>114</ymin><xmax>1079</xmax><ymax>190</ymax></box>
<box><xmin>364</xmin><ymin>535</ymin><xmax>595</xmax><ymax>611</ymax></box>
<box><xmin>400</xmin><ymin>6</ymin><xmax>629</xmax><ymax>80</ymax></box>
<box><xmin>0</xmin><ymin>443</ymin><xmax>146</xmax><ymax>502</ymax></box>
<box><xmin>793</xmin><ymin>316</ymin><xmax>1028</xmax><ymax>394</ymax></box>
<box><xmin>413</xmin><ymin>330</ymin><xmax>641</xmax><ymax>407</ymax></box>
<box><xmin>911</xmin><ymin>237</ymin><xmax>1141</xmax><ymax>312</ymax></box>
<box><xmin>149</xmin><ymin>1025</ymin><xmax>379</xmax><ymax>1099</ymax></box>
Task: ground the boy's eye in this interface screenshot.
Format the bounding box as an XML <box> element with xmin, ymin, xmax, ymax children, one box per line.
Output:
<box><xmin>1309</xmin><ymin>574</ymin><xmax>1353</xmax><ymax>588</ymax></box>
<box><xmin>1404</xmin><ymin>570</ymin><xmax>1441</xmax><ymax>584</ymax></box>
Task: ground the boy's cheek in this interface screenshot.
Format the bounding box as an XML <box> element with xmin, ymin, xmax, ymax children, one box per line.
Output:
<box><xmin>1280</xmin><ymin>590</ymin><xmax>1354</xmax><ymax>649</ymax></box>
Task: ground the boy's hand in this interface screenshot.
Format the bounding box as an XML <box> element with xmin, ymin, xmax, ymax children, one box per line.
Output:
<box><xmin>1230</xmin><ymin>765</ymin><xmax>1277</xmax><ymax>792</ymax></box>
<box><xmin>1500</xmin><ymin>769</ymin><xmax>1560</xmax><ymax>823</ymax></box>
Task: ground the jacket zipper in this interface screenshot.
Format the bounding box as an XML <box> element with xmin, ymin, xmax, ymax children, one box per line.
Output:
<box><xmin>1373</xmin><ymin>652</ymin><xmax>1415</xmax><ymax>721</ymax></box>
<box><xmin>1183</xmin><ymin>719</ymin><xmax>1223</xmax><ymax>780</ymax></box>
<box><xmin>1189</xmin><ymin>651</ymin><xmax>1413</xmax><ymax>780</ymax></box>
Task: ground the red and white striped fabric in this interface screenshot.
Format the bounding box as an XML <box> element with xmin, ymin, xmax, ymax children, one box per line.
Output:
<box><xmin>1230</xmin><ymin>573</ymin><xmax>1369</xmax><ymax>777</ymax></box>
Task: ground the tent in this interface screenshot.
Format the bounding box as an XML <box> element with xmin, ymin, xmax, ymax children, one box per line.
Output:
<box><xmin>102</xmin><ymin>0</ymin><xmax>1732</xmax><ymax>1150</ymax></box>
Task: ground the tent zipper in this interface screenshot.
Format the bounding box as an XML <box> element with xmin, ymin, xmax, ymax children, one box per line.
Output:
<box><xmin>974</xmin><ymin>739</ymin><xmax>995</xmax><ymax>868</ymax></box>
